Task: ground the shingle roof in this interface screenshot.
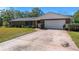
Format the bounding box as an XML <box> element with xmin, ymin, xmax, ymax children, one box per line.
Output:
<box><xmin>35</xmin><ymin>12</ymin><xmax>71</xmax><ymax>20</ymax></box>
<box><xmin>11</xmin><ymin>17</ymin><xmax>39</xmax><ymax>21</ymax></box>
<box><xmin>11</xmin><ymin>13</ymin><xmax>71</xmax><ymax>22</ymax></box>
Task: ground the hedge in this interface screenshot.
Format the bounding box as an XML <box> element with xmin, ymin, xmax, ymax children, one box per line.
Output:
<box><xmin>65</xmin><ymin>23</ymin><xmax>79</xmax><ymax>31</ymax></box>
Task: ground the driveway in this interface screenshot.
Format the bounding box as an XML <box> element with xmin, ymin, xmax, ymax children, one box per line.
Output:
<box><xmin>0</xmin><ymin>29</ymin><xmax>78</xmax><ymax>51</ymax></box>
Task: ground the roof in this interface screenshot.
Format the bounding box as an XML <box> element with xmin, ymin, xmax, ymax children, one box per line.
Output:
<box><xmin>35</xmin><ymin>12</ymin><xmax>71</xmax><ymax>20</ymax></box>
<box><xmin>11</xmin><ymin>17</ymin><xmax>39</xmax><ymax>21</ymax></box>
<box><xmin>11</xmin><ymin>13</ymin><xmax>71</xmax><ymax>22</ymax></box>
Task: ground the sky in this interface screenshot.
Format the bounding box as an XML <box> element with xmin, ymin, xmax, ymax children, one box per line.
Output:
<box><xmin>0</xmin><ymin>7</ymin><xmax>79</xmax><ymax>15</ymax></box>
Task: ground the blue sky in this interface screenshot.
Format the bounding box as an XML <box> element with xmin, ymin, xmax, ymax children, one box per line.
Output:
<box><xmin>0</xmin><ymin>7</ymin><xmax>79</xmax><ymax>15</ymax></box>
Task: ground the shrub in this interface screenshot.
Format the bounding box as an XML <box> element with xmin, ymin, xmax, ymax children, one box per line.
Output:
<box><xmin>66</xmin><ymin>23</ymin><xmax>79</xmax><ymax>31</ymax></box>
<box><xmin>64</xmin><ymin>24</ymin><xmax>69</xmax><ymax>30</ymax></box>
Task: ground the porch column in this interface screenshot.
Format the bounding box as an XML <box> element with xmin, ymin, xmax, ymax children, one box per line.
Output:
<box><xmin>35</xmin><ymin>21</ymin><xmax>38</xmax><ymax>28</ymax></box>
<box><xmin>32</xmin><ymin>21</ymin><xmax>35</xmax><ymax>27</ymax></box>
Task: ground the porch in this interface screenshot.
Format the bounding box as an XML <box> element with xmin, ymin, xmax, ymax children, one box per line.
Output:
<box><xmin>10</xmin><ymin>20</ymin><xmax>44</xmax><ymax>28</ymax></box>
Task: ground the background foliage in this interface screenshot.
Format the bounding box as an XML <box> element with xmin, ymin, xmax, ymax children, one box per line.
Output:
<box><xmin>0</xmin><ymin>7</ymin><xmax>44</xmax><ymax>27</ymax></box>
<box><xmin>73</xmin><ymin>10</ymin><xmax>79</xmax><ymax>23</ymax></box>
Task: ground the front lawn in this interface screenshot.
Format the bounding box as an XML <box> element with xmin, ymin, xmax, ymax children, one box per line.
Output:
<box><xmin>68</xmin><ymin>31</ymin><xmax>79</xmax><ymax>48</ymax></box>
<box><xmin>0</xmin><ymin>28</ymin><xmax>35</xmax><ymax>43</ymax></box>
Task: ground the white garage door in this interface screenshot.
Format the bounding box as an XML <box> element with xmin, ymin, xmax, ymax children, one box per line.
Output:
<box><xmin>45</xmin><ymin>20</ymin><xmax>65</xmax><ymax>29</ymax></box>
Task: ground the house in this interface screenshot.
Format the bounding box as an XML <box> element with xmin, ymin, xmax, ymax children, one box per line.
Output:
<box><xmin>10</xmin><ymin>13</ymin><xmax>71</xmax><ymax>29</ymax></box>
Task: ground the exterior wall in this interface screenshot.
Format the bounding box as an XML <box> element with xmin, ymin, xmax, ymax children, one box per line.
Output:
<box><xmin>65</xmin><ymin>19</ymin><xmax>71</xmax><ymax>24</ymax></box>
<box><xmin>44</xmin><ymin>20</ymin><xmax>66</xmax><ymax>29</ymax></box>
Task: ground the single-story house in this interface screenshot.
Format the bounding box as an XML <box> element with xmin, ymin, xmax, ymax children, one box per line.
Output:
<box><xmin>10</xmin><ymin>13</ymin><xmax>72</xmax><ymax>29</ymax></box>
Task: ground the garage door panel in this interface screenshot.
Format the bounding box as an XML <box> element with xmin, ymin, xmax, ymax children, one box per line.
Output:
<box><xmin>45</xmin><ymin>20</ymin><xmax>65</xmax><ymax>29</ymax></box>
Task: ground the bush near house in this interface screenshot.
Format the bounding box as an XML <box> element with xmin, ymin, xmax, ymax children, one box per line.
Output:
<box><xmin>65</xmin><ymin>23</ymin><xmax>79</xmax><ymax>31</ymax></box>
<box><xmin>0</xmin><ymin>28</ymin><xmax>35</xmax><ymax>43</ymax></box>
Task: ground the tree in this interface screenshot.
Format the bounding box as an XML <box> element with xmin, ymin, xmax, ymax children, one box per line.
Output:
<box><xmin>1</xmin><ymin>9</ymin><xmax>15</xmax><ymax>27</ymax></box>
<box><xmin>15</xmin><ymin>10</ymin><xmax>21</xmax><ymax>18</ymax></box>
<box><xmin>0</xmin><ymin>7</ymin><xmax>44</xmax><ymax>27</ymax></box>
<box><xmin>23</xmin><ymin>11</ymin><xmax>31</xmax><ymax>17</ymax></box>
<box><xmin>13</xmin><ymin>10</ymin><xmax>28</xmax><ymax>18</ymax></box>
<box><xmin>73</xmin><ymin>10</ymin><xmax>79</xmax><ymax>23</ymax></box>
<box><xmin>30</xmin><ymin>7</ymin><xmax>44</xmax><ymax>17</ymax></box>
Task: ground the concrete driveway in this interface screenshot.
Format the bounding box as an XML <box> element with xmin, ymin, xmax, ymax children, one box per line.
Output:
<box><xmin>0</xmin><ymin>29</ymin><xmax>78</xmax><ymax>51</ymax></box>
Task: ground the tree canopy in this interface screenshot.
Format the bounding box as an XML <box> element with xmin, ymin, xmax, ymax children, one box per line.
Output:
<box><xmin>73</xmin><ymin>10</ymin><xmax>79</xmax><ymax>23</ymax></box>
<box><xmin>0</xmin><ymin>7</ymin><xmax>44</xmax><ymax>27</ymax></box>
<box><xmin>30</xmin><ymin>7</ymin><xmax>44</xmax><ymax>17</ymax></box>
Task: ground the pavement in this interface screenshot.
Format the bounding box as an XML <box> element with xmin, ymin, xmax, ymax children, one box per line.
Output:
<box><xmin>0</xmin><ymin>29</ymin><xmax>78</xmax><ymax>51</ymax></box>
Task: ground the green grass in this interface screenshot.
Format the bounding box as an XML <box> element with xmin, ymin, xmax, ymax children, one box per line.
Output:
<box><xmin>0</xmin><ymin>28</ymin><xmax>35</xmax><ymax>43</ymax></box>
<box><xmin>68</xmin><ymin>31</ymin><xmax>79</xmax><ymax>48</ymax></box>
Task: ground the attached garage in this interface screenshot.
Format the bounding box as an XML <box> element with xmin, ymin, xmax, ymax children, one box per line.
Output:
<box><xmin>44</xmin><ymin>20</ymin><xmax>66</xmax><ymax>29</ymax></box>
<box><xmin>36</xmin><ymin>13</ymin><xmax>71</xmax><ymax>29</ymax></box>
